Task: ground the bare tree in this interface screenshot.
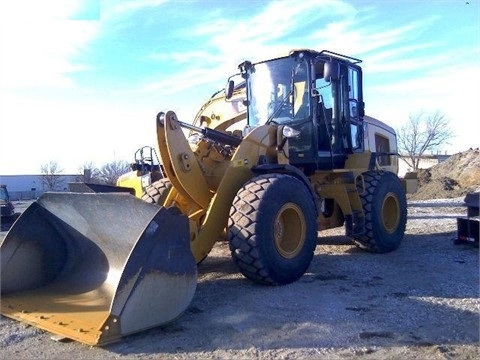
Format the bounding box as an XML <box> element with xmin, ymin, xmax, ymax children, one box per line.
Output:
<box><xmin>97</xmin><ymin>160</ymin><xmax>131</xmax><ymax>185</ymax></box>
<box><xmin>76</xmin><ymin>162</ymin><xmax>102</xmax><ymax>183</ymax></box>
<box><xmin>397</xmin><ymin>110</ymin><xmax>454</xmax><ymax>171</ymax></box>
<box><xmin>39</xmin><ymin>161</ymin><xmax>64</xmax><ymax>191</ymax></box>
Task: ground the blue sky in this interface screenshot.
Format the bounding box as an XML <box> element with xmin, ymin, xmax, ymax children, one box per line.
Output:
<box><xmin>0</xmin><ymin>0</ymin><xmax>479</xmax><ymax>174</ymax></box>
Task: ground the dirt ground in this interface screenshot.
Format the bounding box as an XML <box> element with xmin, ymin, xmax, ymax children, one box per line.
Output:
<box><xmin>1</xmin><ymin>151</ymin><xmax>479</xmax><ymax>359</ymax></box>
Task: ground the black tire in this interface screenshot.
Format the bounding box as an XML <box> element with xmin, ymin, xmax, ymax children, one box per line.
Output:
<box><xmin>352</xmin><ymin>171</ymin><xmax>407</xmax><ymax>253</ymax></box>
<box><xmin>141</xmin><ymin>178</ymin><xmax>172</xmax><ymax>205</ymax></box>
<box><xmin>228</xmin><ymin>174</ymin><xmax>318</xmax><ymax>285</ymax></box>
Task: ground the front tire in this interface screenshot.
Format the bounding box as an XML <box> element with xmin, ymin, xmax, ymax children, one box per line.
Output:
<box><xmin>352</xmin><ymin>171</ymin><xmax>407</xmax><ymax>253</ymax></box>
<box><xmin>228</xmin><ymin>174</ymin><xmax>318</xmax><ymax>285</ymax></box>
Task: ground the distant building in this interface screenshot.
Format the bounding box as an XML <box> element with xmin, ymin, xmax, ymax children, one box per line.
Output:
<box><xmin>0</xmin><ymin>174</ymin><xmax>80</xmax><ymax>200</ymax></box>
<box><xmin>398</xmin><ymin>154</ymin><xmax>451</xmax><ymax>177</ymax></box>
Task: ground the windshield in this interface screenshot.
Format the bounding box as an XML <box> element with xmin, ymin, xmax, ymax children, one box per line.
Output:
<box><xmin>247</xmin><ymin>56</ymin><xmax>309</xmax><ymax>127</ymax></box>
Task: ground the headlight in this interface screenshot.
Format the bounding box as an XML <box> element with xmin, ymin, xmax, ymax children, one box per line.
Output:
<box><xmin>282</xmin><ymin>126</ymin><xmax>300</xmax><ymax>138</ymax></box>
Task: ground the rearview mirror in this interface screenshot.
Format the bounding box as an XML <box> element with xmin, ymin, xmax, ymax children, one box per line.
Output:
<box><xmin>225</xmin><ymin>80</ymin><xmax>234</xmax><ymax>99</ymax></box>
<box><xmin>324</xmin><ymin>61</ymin><xmax>340</xmax><ymax>82</ymax></box>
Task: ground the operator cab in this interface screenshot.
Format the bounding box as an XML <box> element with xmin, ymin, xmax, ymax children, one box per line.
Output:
<box><xmin>237</xmin><ymin>49</ymin><xmax>365</xmax><ymax>173</ymax></box>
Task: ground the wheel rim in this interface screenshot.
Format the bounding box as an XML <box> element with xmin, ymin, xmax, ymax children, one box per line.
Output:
<box><xmin>382</xmin><ymin>192</ymin><xmax>400</xmax><ymax>233</ymax></box>
<box><xmin>273</xmin><ymin>203</ymin><xmax>306</xmax><ymax>259</ymax></box>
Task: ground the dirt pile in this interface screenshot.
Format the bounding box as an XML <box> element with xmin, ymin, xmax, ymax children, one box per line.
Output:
<box><xmin>409</xmin><ymin>148</ymin><xmax>480</xmax><ymax>200</ymax></box>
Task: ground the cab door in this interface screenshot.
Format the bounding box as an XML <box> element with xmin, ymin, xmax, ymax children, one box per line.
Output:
<box><xmin>346</xmin><ymin>65</ymin><xmax>364</xmax><ymax>152</ymax></box>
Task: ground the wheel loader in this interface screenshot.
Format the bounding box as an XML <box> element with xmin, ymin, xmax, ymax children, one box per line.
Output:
<box><xmin>0</xmin><ymin>49</ymin><xmax>417</xmax><ymax>346</ymax></box>
<box><xmin>1</xmin><ymin>185</ymin><xmax>20</xmax><ymax>230</ymax></box>
<box><xmin>114</xmin><ymin>145</ymin><xmax>165</xmax><ymax>196</ymax></box>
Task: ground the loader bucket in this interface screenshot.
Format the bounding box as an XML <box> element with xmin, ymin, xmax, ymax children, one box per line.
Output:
<box><xmin>0</xmin><ymin>192</ymin><xmax>197</xmax><ymax>346</ymax></box>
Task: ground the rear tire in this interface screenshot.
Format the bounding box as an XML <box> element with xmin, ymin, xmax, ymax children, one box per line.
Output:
<box><xmin>228</xmin><ymin>174</ymin><xmax>318</xmax><ymax>285</ymax></box>
<box><xmin>352</xmin><ymin>171</ymin><xmax>407</xmax><ymax>253</ymax></box>
<box><xmin>142</xmin><ymin>178</ymin><xmax>172</xmax><ymax>205</ymax></box>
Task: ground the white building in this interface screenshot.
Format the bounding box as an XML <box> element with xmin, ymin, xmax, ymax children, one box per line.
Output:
<box><xmin>398</xmin><ymin>154</ymin><xmax>450</xmax><ymax>177</ymax></box>
<box><xmin>0</xmin><ymin>174</ymin><xmax>80</xmax><ymax>200</ymax></box>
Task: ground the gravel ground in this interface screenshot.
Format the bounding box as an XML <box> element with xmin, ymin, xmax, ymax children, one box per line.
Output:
<box><xmin>0</xmin><ymin>198</ymin><xmax>479</xmax><ymax>359</ymax></box>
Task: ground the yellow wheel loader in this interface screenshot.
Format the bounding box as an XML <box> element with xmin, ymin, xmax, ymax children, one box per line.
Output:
<box><xmin>115</xmin><ymin>145</ymin><xmax>165</xmax><ymax>197</ymax></box>
<box><xmin>0</xmin><ymin>49</ymin><xmax>416</xmax><ymax>346</ymax></box>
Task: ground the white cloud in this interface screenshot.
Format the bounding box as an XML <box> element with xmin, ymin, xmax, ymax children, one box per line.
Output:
<box><xmin>192</xmin><ymin>0</ymin><xmax>356</xmax><ymax>62</ymax></box>
<box><xmin>146</xmin><ymin>50</ymin><xmax>215</xmax><ymax>65</ymax></box>
<box><xmin>0</xmin><ymin>8</ymin><xmax>99</xmax><ymax>90</ymax></box>
<box><xmin>105</xmin><ymin>0</ymin><xmax>169</xmax><ymax>18</ymax></box>
<box><xmin>0</xmin><ymin>0</ymin><xmax>98</xmax><ymax>20</ymax></box>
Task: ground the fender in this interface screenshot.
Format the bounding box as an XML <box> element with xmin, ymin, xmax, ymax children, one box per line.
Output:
<box><xmin>251</xmin><ymin>163</ymin><xmax>320</xmax><ymax>216</ymax></box>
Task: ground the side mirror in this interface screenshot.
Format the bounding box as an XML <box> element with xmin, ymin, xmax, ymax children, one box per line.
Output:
<box><xmin>225</xmin><ymin>80</ymin><xmax>234</xmax><ymax>100</ymax></box>
<box><xmin>359</xmin><ymin>101</ymin><xmax>365</xmax><ymax>117</ymax></box>
<box><xmin>324</xmin><ymin>61</ymin><xmax>340</xmax><ymax>82</ymax></box>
